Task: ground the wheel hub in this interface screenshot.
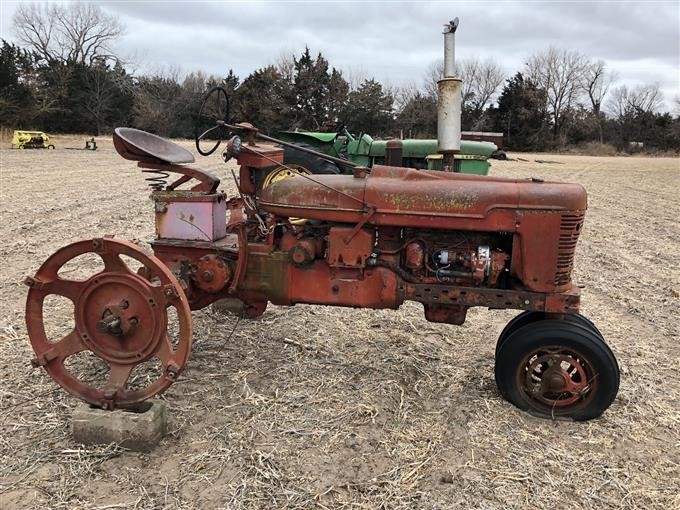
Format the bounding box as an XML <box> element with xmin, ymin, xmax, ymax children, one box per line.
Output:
<box><xmin>544</xmin><ymin>370</ymin><xmax>568</xmax><ymax>393</ymax></box>
<box><xmin>522</xmin><ymin>349</ymin><xmax>592</xmax><ymax>408</ymax></box>
<box><xmin>96</xmin><ymin>300</ymin><xmax>139</xmax><ymax>337</ymax></box>
<box><xmin>77</xmin><ymin>272</ymin><xmax>164</xmax><ymax>365</ymax></box>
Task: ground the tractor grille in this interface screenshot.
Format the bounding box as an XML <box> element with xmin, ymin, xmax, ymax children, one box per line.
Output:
<box><xmin>554</xmin><ymin>212</ymin><xmax>585</xmax><ymax>286</ymax></box>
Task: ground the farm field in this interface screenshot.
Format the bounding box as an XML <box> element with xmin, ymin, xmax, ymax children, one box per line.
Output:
<box><xmin>0</xmin><ymin>138</ymin><xmax>678</xmax><ymax>509</ymax></box>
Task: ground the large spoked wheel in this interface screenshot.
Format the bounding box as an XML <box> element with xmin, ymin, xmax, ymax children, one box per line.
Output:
<box><xmin>495</xmin><ymin>320</ymin><xmax>619</xmax><ymax>421</ymax></box>
<box><xmin>25</xmin><ymin>238</ymin><xmax>193</xmax><ymax>409</ymax></box>
<box><xmin>195</xmin><ymin>86</ymin><xmax>231</xmax><ymax>156</ymax></box>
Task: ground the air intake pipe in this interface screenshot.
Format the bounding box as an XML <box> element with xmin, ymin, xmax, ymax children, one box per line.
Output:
<box><xmin>437</xmin><ymin>18</ymin><xmax>462</xmax><ymax>171</ymax></box>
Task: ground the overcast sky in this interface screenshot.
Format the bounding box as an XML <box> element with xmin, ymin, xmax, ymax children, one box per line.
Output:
<box><xmin>1</xmin><ymin>1</ymin><xmax>678</xmax><ymax>111</ymax></box>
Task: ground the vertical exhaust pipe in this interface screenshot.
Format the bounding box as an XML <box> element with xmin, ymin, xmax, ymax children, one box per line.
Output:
<box><xmin>438</xmin><ymin>18</ymin><xmax>462</xmax><ymax>171</ymax></box>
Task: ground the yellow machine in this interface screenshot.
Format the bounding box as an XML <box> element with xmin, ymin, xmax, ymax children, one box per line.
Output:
<box><xmin>11</xmin><ymin>130</ymin><xmax>55</xmax><ymax>149</ymax></box>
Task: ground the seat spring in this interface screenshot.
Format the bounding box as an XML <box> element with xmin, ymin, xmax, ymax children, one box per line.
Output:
<box><xmin>142</xmin><ymin>169</ymin><xmax>169</xmax><ymax>191</ymax></box>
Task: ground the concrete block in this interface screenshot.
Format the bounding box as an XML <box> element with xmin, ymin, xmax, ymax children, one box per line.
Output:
<box><xmin>72</xmin><ymin>401</ymin><xmax>167</xmax><ymax>452</ymax></box>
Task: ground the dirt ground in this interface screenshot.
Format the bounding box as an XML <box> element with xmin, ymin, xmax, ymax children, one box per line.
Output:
<box><xmin>0</xmin><ymin>136</ymin><xmax>678</xmax><ymax>509</ymax></box>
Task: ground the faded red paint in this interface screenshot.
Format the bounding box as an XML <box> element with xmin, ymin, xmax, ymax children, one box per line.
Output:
<box><xmin>403</xmin><ymin>242</ymin><xmax>425</xmax><ymax>270</ymax></box>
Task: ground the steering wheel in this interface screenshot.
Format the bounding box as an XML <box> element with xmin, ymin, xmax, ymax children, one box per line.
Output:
<box><xmin>195</xmin><ymin>86</ymin><xmax>231</xmax><ymax>156</ymax></box>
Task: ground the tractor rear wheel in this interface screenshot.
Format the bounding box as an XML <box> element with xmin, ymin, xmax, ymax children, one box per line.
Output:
<box><xmin>254</xmin><ymin>142</ymin><xmax>340</xmax><ymax>193</ymax></box>
<box><xmin>494</xmin><ymin>319</ymin><xmax>619</xmax><ymax>420</ymax></box>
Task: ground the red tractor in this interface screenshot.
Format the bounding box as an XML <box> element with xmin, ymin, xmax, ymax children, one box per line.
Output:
<box><xmin>23</xmin><ymin>21</ymin><xmax>619</xmax><ymax>421</ymax></box>
<box><xmin>24</xmin><ymin>115</ymin><xmax>619</xmax><ymax>421</ymax></box>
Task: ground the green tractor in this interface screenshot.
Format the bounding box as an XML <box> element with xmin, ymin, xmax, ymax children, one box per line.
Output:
<box><xmin>251</xmin><ymin>18</ymin><xmax>503</xmax><ymax>191</ymax></box>
<box><xmin>254</xmin><ymin>127</ymin><xmax>501</xmax><ymax>190</ymax></box>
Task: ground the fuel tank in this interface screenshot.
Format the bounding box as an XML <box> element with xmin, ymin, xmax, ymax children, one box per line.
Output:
<box><xmin>258</xmin><ymin>165</ymin><xmax>587</xmax><ymax>232</ymax></box>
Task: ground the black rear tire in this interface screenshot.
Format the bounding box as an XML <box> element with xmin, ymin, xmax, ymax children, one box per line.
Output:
<box><xmin>496</xmin><ymin>311</ymin><xmax>601</xmax><ymax>358</ymax></box>
<box><xmin>253</xmin><ymin>143</ymin><xmax>341</xmax><ymax>193</ymax></box>
<box><xmin>495</xmin><ymin>319</ymin><xmax>619</xmax><ymax>421</ymax></box>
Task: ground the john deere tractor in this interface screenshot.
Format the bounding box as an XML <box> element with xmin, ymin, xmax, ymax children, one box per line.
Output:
<box><xmin>253</xmin><ymin>127</ymin><xmax>501</xmax><ymax>191</ymax></box>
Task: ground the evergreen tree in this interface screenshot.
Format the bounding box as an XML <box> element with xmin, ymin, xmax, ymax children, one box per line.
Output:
<box><xmin>292</xmin><ymin>48</ymin><xmax>331</xmax><ymax>129</ymax></box>
<box><xmin>395</xmin><ymin>92</ymin><xmax>436</xmax><ymax>138</ymax></box>
<box><xmin>223</xmin><ymin>69</ymin><xmax>240</xmax><ymax>95</ymax></box>
<box><xmin>233</xmin><ymin>66</ymin><xmax>293</xmax><ymax>134</ymax></box>
<box><xmin>0</xmin><ymin>40</ymin><xmax>34</xmax><ymax>127</ymax></box>
<box><xmin>326</xmin><ymin>68</ymin><xmax>349</xmax><ymax>127</ymax></box>
<box><xmin>344</xmin><ymin>79</ymin><xmax>394</xmax><ymax>136</ymax></box>
<box><xmin>489</xmin><ymin>72</ymin><xmax>550</xmax><ymax>150</ymax></box>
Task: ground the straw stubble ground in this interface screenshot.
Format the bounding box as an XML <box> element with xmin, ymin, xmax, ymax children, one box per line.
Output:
<box><xmin>0</xmin><ymin>137</ymin><xmax>678</xmax><ymax>509</ymax></box>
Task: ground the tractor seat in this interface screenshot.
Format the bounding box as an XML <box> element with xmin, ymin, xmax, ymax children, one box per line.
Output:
<box><xmin>113</xmin><ymin>127</ymin><xmax>195</xmax><ymax>165</ymax></box>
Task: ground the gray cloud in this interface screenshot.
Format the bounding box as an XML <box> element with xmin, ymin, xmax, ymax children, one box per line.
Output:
<box><xmin>2</xmin><ymin>1</ymin><xmax>678</xmax><ymax>109</ymax></box>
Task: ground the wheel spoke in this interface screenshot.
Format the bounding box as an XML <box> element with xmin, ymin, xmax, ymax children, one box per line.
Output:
<box><xmin>105</xmin><ymin>363</ymin><xmax>134</xmax><ymax>391</ymax></box>
<box><xmin>156</xmin><ymin>335</ymin><xmax>175</xmax><ymax>365</ymax></box>
<box><xmin>41</xmin><ymin>278</ymin><xmax>86</xmax><ymax>302</ymax></box>
<box><xmin>562</xmin><ymin>375</ymin><xmax>586</xmax><ymax>394</ymax></box>
<box><xmin>544</xmin><ymin>355</ymin><xmax>559</xmax><ymax>367</ymax></box>
<box><xmin>100</xmin><ymin>251</ymin><xmax>131</xmax><ymax>274</ymax></box>
<box><xmin>38</xmin><ymin>330</ymin><xmax>86</xmax><ymax>363</ymax></box>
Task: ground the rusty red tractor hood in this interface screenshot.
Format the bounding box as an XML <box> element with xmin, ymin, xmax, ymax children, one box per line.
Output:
<box><xmin>260</xmin><ymin>165</ymin><xmax>587</xmax><ymax>228</ymax></box>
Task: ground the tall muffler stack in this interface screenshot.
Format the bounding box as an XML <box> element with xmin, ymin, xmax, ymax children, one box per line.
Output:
<box><xmin>438</xmin><ymin>18</ymin><xmax>462</xmax><ymax>171</ymax></box>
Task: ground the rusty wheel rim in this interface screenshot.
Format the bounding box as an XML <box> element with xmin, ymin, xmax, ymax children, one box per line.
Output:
<box><xmin>262</xmin><ymin>164</ymin><xmax>311</xmax><ymax>188</ymax></box>
<box><xmin>517</xmin><ymin>346</ymin><xmax>596</xmax><ymax>415</ymax></box>
<box><xmin>25</xmin><ymin>238</ymin><xmax>192</xmax><ymax>408</ymax></box>
<box><xmin>263</xmin><ymin>164</ymin><xmax>311</xmax><ymax>225</ymax></box>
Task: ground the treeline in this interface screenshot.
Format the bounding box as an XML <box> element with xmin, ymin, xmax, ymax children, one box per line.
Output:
<box><xmin>1</xmin><ymin>3</ymin><xmax>678</xmax><ymax>152</ymax></box>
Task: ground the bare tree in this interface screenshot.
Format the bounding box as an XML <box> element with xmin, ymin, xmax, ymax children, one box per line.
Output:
<box><xmin>583</xmin><ymin>60</ymin><xmax>617</xmax><ymax>143</ymax></box>
<box><xmin>394</xmin><ymin>82</ymin><xmax>437</xmax><ymax>138</ymax></box>
<box><xmin>425</xmin><ymin>57</ymin><xmax>504</xmax><ymax>128</ymax></box>
<box><xmin>394</xmin><ymin>82</ymin><xmax>420</xmax><ymax>113</ymax></box>
<box><xmin>526</xmin><ymin>47</ymin><xmax>589</xmax><ymax>143</ymax></box>
<box><xmin>628</xmin><ymin>83</ymin><xmax>664</xmax><ymax>114</ymax></box>
<box><xmin>468</xmin><ymin>58</ymin><xmax>505</xmax><ymax>119</ymax></box>
<box><xmin>427</xmin><ymin>59</ymin><xmax>476</xmax><ymax>103</ymax></box>
<box><xmin>275</xmin><ymin>50</ymin><xmax>296</xmax><ymax>84</ymax></box>
<box><xmin>424</xmin><ymin>60</ymin><xmax>443</xmax><ymax>99</ymax></box>
<box><xmin>132</xmin><ymin>67</ymin><xmax>183</xmax><ymax>136</ymax></box>
<box><xmin>606</xmin><ymin>83</ymin><xmax>664</xmax><ymax>150</ymax></box>
<box><xmin>346</xmin><ymin>67</ymin><xmax>368</xmax><ymax>92</ymax></box>
<box><xmin>13</xmin><ymin>2</ymin><xmax>124</xmax><ymax>64</ymax></box>
<box><xmin>181</xmin><ymin>71</ymin><xmax>209</xmax><ymax>96</ymax></box>
<box><xmin>607</xmin><ymin>83</ymin><xmax>663</xmax><ymax>119</ymax></box>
